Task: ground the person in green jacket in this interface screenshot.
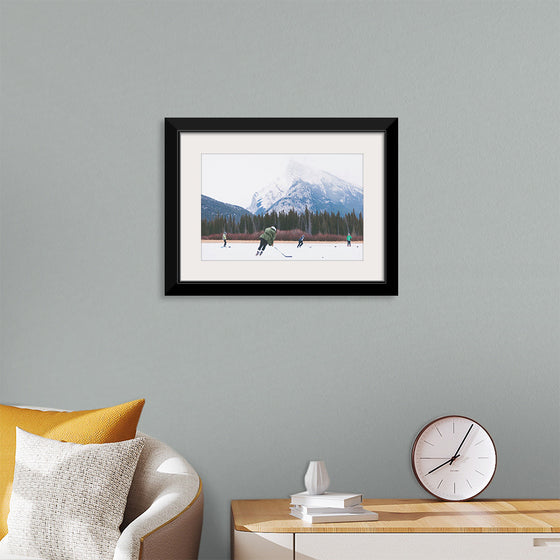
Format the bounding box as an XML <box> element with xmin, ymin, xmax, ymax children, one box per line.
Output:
<box><xmin>347</xmin><ymin>232</ymin><xmax>352</xmax><ymax>247</ymax></box>
<box><xmin>256</xmin><ymin>226</ymin><xmax>277</xmax><ymax>256</ymax></box>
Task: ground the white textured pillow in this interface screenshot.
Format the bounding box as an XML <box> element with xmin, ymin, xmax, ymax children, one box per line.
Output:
<box><xmin>3</xmin><ymin>428</ymin><xmax>144</xmax><ymax>560</ymax></box>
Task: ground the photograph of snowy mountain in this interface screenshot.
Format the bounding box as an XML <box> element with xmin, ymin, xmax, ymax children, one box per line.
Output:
<box><xmin>201</xmin><ymin>154</ymin><xmax>364</xmax><ymax>261</ymax></box>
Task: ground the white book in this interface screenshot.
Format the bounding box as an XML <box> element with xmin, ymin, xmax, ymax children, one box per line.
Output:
<box><xmin>292</xmin><ymin>504</ymin><xmax>365</xmax><ymax>514</ymax></box>
<box><xmin>290</xmin><ymin>491</ymin><xmax>363</xmax><ymax>508</ymax></box>
<box><xmin>290</xmin><ymin>506</ymin><xmax>378</xmax><ymax>524</ymax></box>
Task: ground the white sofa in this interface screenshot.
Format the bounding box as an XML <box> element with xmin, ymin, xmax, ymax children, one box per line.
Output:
<box><xmin>0</xmin><ymin>432</ymin><xmax>204</xmax><ymax>560</ymax></box>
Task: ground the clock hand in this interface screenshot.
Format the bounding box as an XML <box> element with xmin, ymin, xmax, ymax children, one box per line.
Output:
<box><xmin>449</xmin><ymin>424</ymin><xmax>473</xmax><ymax>465</ymax></box>
<box><xmin>426</xmin><ymin>424</ymin><xmax>473</xmax><ymax>474</ymax></box>
<box><xmin>426</xmin><ymin>455</ymin><xmax>460</xmax><ymax>475</ymax></box>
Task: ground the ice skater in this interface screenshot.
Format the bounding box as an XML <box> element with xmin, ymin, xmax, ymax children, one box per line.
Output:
<box><xmin>222</xmin><ymin>231</ymin><xmax>227</xmax><ymax>247</ymax></box>
<box><xmin>347</xmin><ymin>232</ymin><xmax>352</xmax><ymax>247</ymax></box>
<box><xmin>297</xmin><ymin>234</ymin><xmax>305</xmax><ymax>248</ymax></box>
<box><xmin>256</xmin><ymin>226</ymin><xmax>277</xmax><ymax>256</ymax></box>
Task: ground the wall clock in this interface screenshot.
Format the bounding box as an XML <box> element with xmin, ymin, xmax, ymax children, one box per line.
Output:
<box><xmin>411</xmin><ymin>415</ymin><xmax>497</xmax><ymax>501</ymax></box>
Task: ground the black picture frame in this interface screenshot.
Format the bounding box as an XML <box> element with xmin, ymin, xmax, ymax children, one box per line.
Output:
<box><xmin>165</xmin><ymin>117</ymin><xmax>398</xmax><ymax>296</ymax></box>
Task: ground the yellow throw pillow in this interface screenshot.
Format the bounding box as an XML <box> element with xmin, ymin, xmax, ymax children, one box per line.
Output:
<box><xmin>0</xmin><ymin>398</ymin><xmax>144</xmax><ymax>539</ymax></box>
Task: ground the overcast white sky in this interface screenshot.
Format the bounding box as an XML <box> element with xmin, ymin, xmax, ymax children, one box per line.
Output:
<box><xmin>201</xmin><ymin>153</ymin><xmax>363</xmax><ymax>208</ymax></box>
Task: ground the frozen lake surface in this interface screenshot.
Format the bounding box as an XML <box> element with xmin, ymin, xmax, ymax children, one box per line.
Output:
<box><xmin>202</xmin><ymin>241</ymin><xmax>363</xmax><ymax>261</ymax></box>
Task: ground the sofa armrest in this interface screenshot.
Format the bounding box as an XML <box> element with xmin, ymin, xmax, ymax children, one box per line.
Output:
<box><xmin>114</xmin><ymin>433</ymin><xmax>203</xmax><ymax>560</ymax></box>
<box><xmin>114</xmin><ymin>485</ymin><xmax>203</xmax><ymax>560</ymax></box>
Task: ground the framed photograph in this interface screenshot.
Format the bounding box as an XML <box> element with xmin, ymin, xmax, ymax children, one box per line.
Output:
<box><xmin>165</xmin><ymin>118</ymin><xmax>397</xmax><ymax>296</ymax></box>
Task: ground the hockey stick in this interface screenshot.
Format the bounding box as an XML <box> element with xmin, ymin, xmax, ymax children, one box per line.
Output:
<box><xmin>273</xmin><ymin>245</ymin><xmax>292</xmax><ymax>258</ymax></box>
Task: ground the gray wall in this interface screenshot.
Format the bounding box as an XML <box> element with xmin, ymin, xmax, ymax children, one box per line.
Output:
<box><xmin>1</xmin><ymin>1</ymin><xmax>558</xmax><ymax>558</ymax></box>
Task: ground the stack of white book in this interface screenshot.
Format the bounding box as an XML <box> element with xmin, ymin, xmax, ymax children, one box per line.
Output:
<box><xmin>289</xmin><ymin>491</ymin><xmax>378</xmax><ymax>524</ymax></box>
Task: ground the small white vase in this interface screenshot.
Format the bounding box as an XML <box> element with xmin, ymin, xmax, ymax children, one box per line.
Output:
<box><xmin>304</xmin><ymin>460</ymin><xmax>330</xmax><ymax>495</ymax></box>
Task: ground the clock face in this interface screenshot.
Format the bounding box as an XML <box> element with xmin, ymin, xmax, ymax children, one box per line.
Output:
<box><xmin>412</xmin><ymin>416</ymin><xmax>497</xmax><ymax>501</ymax></box>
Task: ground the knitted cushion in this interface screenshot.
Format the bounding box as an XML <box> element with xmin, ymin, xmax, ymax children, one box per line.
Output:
<box><xmin>2</xmin><ymin>428</ymin><xmax>144</xmax><ymax>560</ymax></box>
<box><xmin>0</xmin><ymin>399</ymin><xmax>144</xmax><ymax>538</ymax></box>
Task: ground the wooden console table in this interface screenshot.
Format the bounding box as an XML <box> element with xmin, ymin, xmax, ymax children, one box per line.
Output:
<box><xmin>231</xmin><ymin>498</ymin><xmax>560</xmax><ymax>559</ymax></box>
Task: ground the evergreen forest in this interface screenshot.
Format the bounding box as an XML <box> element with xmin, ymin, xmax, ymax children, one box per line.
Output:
<box><xmin>201</xmin><ymin>209</ymin><xmax>364</xmax><ymax>241</ymax></box>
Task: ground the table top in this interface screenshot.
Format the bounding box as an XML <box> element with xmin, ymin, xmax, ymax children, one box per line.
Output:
<box><xmin>231</xmin><ymin>499</ymin><xmax>560</xmax><ymax>533</ymax></box>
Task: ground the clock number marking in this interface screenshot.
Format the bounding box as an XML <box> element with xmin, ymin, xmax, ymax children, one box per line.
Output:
<box><xmin>437</xmin><ymin>479</ymin><xmax>443</xmax><ymax>489</ymax></box>
<box><xmin>423</xmin><ymin>440</ymin><xmax>435</xmax><ymax>446</ymax></box>
<box><xmin>449</xmin><ymin>424</ymin><xmax>473</xmax><ymax>466</ymax></box>
<box><xmin>475</xmin><ymin>470</ymin><xmax>485</xmax><ymax>476</ymax></box>
<box><xmin>474</xmin><ymin>440</ymin><xmax>484</xmax><ymax>446</ymax></box>
<box><xmin>435</xmin><ymin>427</ymin><xmax>443</xmax><ymax>438</ymax></box>
<box><xmin>466</xmin><ymin>479</ymin><xmax>472</xmax><ymax>489</ymax></box>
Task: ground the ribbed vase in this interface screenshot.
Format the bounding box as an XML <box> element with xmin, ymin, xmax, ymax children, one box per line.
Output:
<box><xmin>304</xmin><ymin>460</ymin><xmax>330</xmax><ymax>495</ymax></box>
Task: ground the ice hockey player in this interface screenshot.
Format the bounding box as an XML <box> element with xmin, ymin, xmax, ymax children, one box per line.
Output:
<box><xmin>256</xmin><ymin>226</ymin><xmax>277</xmax><ymax>256</ymax></box>
<box><xmin>222</xmin><ymin>231</ymin><xmax>227</xmax><ymax>248</ymax></box>
<box><xmin>347</xmin><ymin>232</ymin><xmax>352</xmax><ymax>247</ymax></box>
<box><xmin>297</xmin><ymin>234</ymin><xmax>305</xmax><ymax>248</ymax></box>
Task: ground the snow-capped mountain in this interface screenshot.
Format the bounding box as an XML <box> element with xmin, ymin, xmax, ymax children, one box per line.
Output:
<box><xmin>201</xmin><ymin>194</ymin><xmax>252</xmax><ymax>221</ymax></box>
<box><xmin>247</xmin><ymin>160</ymin><xmax>363</xmax><ymax>216</ymax></box>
